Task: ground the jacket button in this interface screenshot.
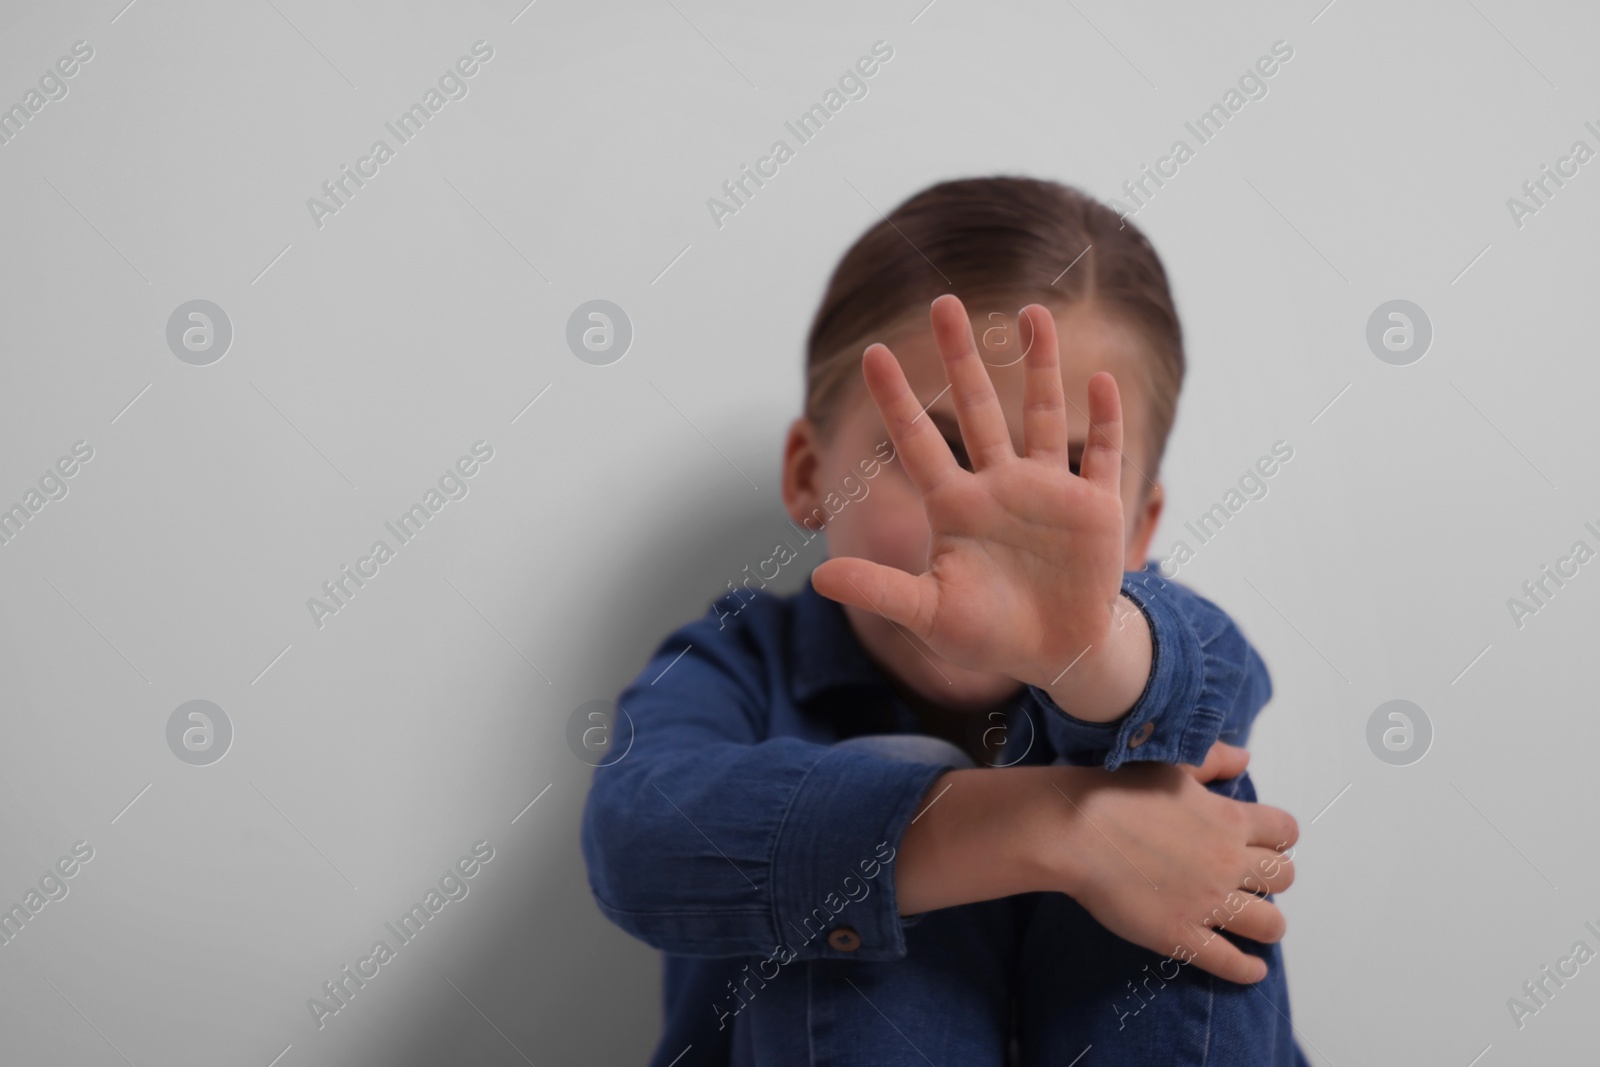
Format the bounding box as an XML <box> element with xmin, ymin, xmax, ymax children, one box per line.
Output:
<box><xmin>1128</xmin><ymin>721</ymin><xmax>1155</xmax><ymax>748</ymax></box>
<box><xmin>827</xmin><ymin>926</ymin><xmax>861</xmax><ymax>952</ymax></box>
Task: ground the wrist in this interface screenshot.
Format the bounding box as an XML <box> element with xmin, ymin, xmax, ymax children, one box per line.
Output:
<box><xmin>1028</xmin><ymin>594</ymin><xmax>1153</xmax><ymax>723</ymax></box>
<box><xmin>895</xmin><ymin>766</ymin><xmax>1061</xmax><ymax>914</ymax></box>
<box><xmin>1020</xmin><ymin>764</ymin><xmax>1093</xmax><ymax>898</ymax></box>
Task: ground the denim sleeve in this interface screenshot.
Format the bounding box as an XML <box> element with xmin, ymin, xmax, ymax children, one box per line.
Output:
<box><xmin>580</xmin><ymin>599</ymin><xmax>956</xmax><ymax>963</ymax></box>
<box><xmin>1023</xmin><ymin>566</ymin><xmax>1273</xmax><ymax>771</ymax></box>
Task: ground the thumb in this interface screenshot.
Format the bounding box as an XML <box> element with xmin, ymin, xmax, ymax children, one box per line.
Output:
<box><xmin>811</xmin><ymin>557</ymin><xmax>931</xmax><ymax>637</ymax></box>
<box><xmin>1185</xmin><ymin>740</ymin><xmax>1249</xmax><ymax>783</ymax></box>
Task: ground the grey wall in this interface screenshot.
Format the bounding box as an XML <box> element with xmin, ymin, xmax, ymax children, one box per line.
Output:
<box><xmin>1</xmin><ymin>0</ymin><xmax>1597</xmax><ymax>1064</ymax></box>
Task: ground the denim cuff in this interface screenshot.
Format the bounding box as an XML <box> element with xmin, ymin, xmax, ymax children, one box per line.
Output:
<box><xmin>1028</xmin><ymin>568</ymin><xmax>1236</xmax><ymax>771</ymax></box>
<box><xmin>768</xmin><ymin>745</ymin><xmax>955</xmax><ymax>962</ymax></box>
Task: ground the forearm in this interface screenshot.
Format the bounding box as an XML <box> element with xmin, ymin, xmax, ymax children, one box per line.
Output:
<box><xmin>585</xmin><ymin>737</ymin><xmax>951</xmax><ymax>960</ymax></box>
<box><xmin>894</xmin><ymin>765</ymin><xmax>1059</xmax><ymax>915</ymax></box>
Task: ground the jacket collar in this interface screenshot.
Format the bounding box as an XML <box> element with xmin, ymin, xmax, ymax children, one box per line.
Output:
<box><xmin>788</xmin><ymin>574</ymin><xmax>900</xmax><ymax>709</ymax></box>
<box><xmin>788</xmin><ymin>572</ymin><xmax>1061</xmax><ymax>761</ymax></box>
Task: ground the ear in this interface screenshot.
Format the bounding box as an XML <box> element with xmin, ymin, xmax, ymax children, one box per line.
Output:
<box><xmin>781</xmin><ymin>416</ymin><xmax>825</xmax><ymax>531</ymax></box>
<box><xmin>1125</xmin><ymin>480</ymin><xmax>1164</xmax><ymax>572</ymax></box>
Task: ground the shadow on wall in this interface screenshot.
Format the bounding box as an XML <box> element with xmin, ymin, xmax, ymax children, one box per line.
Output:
<box><xmin>357</xmin><ymin>481</ymin><xmax>826</xmax><ymax>1066</ymax></box>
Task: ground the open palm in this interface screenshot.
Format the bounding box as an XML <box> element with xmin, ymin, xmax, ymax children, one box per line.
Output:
<box><xmin>811</xmin><ymin>294</ymin><xmax>1130</xmax><ymax>689</ymax></box>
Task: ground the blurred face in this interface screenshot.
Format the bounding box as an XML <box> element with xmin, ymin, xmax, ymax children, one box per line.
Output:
<box><xmin>781</xmin><ymin>299</ymin><xmax>1166</xmax><ymax>713</ymax></box>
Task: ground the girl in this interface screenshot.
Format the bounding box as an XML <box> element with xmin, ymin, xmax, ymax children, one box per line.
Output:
<box><xmin>582</xmin><ymin>175</ymin><xmax>1305</xmax><ymax>1066</ymax></box>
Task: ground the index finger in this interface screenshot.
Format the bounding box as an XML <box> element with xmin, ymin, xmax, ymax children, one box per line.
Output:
<box><xmin>1184</xmin><ymin>740</ymin><xmax>1250</xmax><ymax>783</ymax></box>
<box><xmin>861</xmin><ymin>341</ymin><xmax>964</xmax><ymax>497</ymax></box>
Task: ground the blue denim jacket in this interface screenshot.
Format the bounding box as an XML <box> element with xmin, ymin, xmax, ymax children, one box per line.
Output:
<box><xmin>579</xmin><ymin>562</ymin><xmax>1273</xmax><ymax>1067</ymax></box>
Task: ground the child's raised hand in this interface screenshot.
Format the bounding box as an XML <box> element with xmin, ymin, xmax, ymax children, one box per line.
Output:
<box><xmin>812</xmin><ymin>293</ymin><xmax>1133</xmax><ymax>700</ymax></box>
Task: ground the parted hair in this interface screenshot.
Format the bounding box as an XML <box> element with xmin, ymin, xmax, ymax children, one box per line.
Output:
<box><xmin>803</xmin><ymin>175</ymin><xmax>1185</xmax><ymax>483</ymax></box>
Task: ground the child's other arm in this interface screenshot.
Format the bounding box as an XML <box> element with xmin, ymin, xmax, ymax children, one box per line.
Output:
<box><xmin>895</xmin><ymin>740</ymin><xmax>1297</xmax><ymax>985</ymax></box>
<box><xmin>1027</xmin><ymin>567</ymin><xmax>1273</xmax><ymax>771</ymax></box>
<box><xmin>580</xmin><ymin>603</ymin><xmax>961</xmax><ymax>964</ymax></box>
